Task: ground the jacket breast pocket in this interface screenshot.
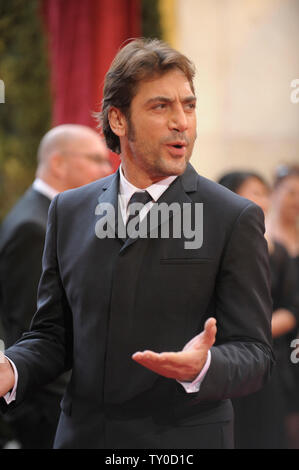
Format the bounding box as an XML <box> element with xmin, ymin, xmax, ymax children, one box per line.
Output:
<box><xmin>159</xmin><ymin>257</ymin><xmax>216</xmax><ymax>290</ymax></box>
<box><xmin>160</xmin><ymin>258</ymin><xmax>214</xmax><ymax>265</ymax></box>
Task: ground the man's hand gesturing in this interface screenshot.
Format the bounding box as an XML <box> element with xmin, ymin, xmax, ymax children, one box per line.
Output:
<box><xmin>132</xmin><ymin>317</ymin><xmax>217</xmax><ymax>382</ymax></box>
<box><xmin>0</xmin><ymin>352</ymin><xmax>15</xmax><ymax>397</ymax></box>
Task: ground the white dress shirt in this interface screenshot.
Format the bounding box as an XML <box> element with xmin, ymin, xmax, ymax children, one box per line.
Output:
<box><xmin>32</xmin><ymin>178</ymin><xmax>59</xmax><ymax>201</ymax></box>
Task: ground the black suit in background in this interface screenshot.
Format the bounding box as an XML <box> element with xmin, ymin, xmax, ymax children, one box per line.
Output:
<box><xmin>3</xmin><ymin>164</ymin><xmax>274</xmax><ymax>449</ymax></box>
<box><xmin>0</xmin><ymin>187</ymin><xmax>68</xmax><ymax>448</ymax></box>
<box><xmin>0</xmin><ymin>188</ymin><xmax>50</xmax><ymax>346</ymax></box>
<box><xmin>233</xmin><ymin>242</ymin><xmax>299</xmax><ymax>448</ymax></box>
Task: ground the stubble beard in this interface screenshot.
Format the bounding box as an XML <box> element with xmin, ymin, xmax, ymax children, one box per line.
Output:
<box><xmin>127</xmin><ymin>116</ymin><xmax>194</xmax><ymax>179</ymax></box>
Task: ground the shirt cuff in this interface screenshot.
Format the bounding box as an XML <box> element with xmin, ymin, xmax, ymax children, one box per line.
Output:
<box><xmin>3</xmin><ymin>357</ymin><xmax>18</xmax><ymax>404</ymax></box>
<box><xmin>177</xmin><ymin>349</ymin><xmax>211</xmax><ymax>393</ymax></box>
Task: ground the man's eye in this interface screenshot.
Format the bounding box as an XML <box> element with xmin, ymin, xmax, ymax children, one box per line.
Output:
<box><xmin>154</xmin><ymin>103</ymin><xmax>166</xmax><ymax>110</ymax></box>
<box><xmin>185</xmin><ymin>103</ymin><xmax>196</xmax><ymax>110</ymax></box>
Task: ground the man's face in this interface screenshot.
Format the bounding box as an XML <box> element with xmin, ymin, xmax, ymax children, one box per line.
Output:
<box><xmin>121</xmin><ymin>69</ymin><xmax>197</xmax><ymax>184</ymax></box>
<box><xmin>64</xmin><ymin>134</ymin><xmax>112</xmax><ymax>189</ymax></box>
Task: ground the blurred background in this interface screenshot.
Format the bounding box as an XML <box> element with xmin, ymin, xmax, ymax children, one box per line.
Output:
<box><xmin>0</xmin><ymin>0</ymin><xmax>298</xmax><ymax>221</ymax></box>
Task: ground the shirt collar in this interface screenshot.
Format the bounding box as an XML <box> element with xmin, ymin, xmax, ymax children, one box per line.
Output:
<box><xmin>118</xmin><ymin>164</ymin><xmax>178</xmax><ymax>205</ymax></box>
<box><xmin>32</xmin><ymin>178</ymin><xmax>59</xmax><ymax>201</ymax></box>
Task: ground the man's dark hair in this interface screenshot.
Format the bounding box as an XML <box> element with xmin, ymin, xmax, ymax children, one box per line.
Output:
<box><xmin>95</xmin><ymin>38</ymin><xmax>196</xmax><ymax>154</ymax></box>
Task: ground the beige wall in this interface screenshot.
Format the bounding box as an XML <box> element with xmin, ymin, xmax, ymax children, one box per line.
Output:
<box><xmin>176</xmin><ymin>0</ymin><xmax>299</xmax><ymax>183</ymax></box>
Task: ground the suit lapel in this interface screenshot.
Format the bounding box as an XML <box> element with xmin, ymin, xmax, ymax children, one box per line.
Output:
<box><xmin>96</xmin><ymin>170</ymin><xmax>126</xmax><ymax>243</ymax></box>
<box><xmin>96</xmin><ymin>163</ymin><xmax>199</xmax><ymax>249</ymax></box>
<box><xmin>123</xmin><ymin>163</ymin><xmax>199</xmax><ymax>250</ymax></box>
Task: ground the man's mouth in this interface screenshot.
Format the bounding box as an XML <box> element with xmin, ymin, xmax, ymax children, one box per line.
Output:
<box><xmin>165</xmin><ymin>142</ymin><xmax>187</xmax><ymax>157</ymax></box>
<box><xmin>167</xmin><ymin>141</ymin><xmax>187</xmax><ymax>149</ymax></box>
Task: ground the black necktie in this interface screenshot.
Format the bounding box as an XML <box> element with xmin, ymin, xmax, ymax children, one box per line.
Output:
<box><xmin>126</xmin><ymin>191</ymin><xmax>152</xmax><ymax>239</ymax></box>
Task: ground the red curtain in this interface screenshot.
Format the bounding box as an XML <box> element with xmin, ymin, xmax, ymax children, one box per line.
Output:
<box><xmin>41</xmin><ymin>0</ymin><xmax>141</xmax><ymax>170</ymax></box>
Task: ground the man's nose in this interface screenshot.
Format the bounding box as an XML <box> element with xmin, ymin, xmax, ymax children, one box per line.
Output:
<box><xmin>168</xmin><ymin>105</ymin><xmax>188</xmax><ymax>133</ymax></box>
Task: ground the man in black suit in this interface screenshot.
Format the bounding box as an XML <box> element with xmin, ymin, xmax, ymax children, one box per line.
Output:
<box><xmin>0</xmin><ymin>39</ymin><xmax>273</xmax><ymax>449</ymax></box>
<box><xmin>0</xmin><ymin>124</ymin><xmax>111</xmax><ymax>448</ymax></box>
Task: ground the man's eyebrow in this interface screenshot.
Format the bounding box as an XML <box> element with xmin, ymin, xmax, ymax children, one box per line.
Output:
<box><xmin>145</xmin><ymin>96</ymin><xmax>172</xmax><ymax>105</ymax></box>
<box><xmin>145</xmin><ymin>95</ymin><xmax>196</xmax><ymax>105</ymax></box>
<box><xmin>183</xmin><ymin>95</ymin><xmax>197</xmax><ymax>103</ymax></box>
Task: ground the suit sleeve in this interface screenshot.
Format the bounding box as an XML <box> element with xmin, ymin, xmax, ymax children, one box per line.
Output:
<box><xmin>1</xmin><ymin>222</ymin><xmax>45</xmax><ymax>346</ymax></box>
<box><xmin>198</xmin><ymin>202</ymin><xmax>274</xmax><ymax>401</ymax></box>
<box><xmin>4</xmin><ymin>195</ymin><xmax>73</xmax><ymax>406</ymax></box>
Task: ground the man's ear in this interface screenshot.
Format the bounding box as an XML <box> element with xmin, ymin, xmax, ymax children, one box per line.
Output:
<box><xmin>108</xmin><ymin>107</ymin><xmax>127</xmax><ymax>137</ymax></box>
<box><xmin>49</xmin><ymin>152</ymin><xmax>68</xmax><ymax>179</ymax></box>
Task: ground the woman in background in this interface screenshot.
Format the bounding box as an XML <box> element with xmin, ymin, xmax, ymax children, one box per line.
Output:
<box><xmin>267</xmin><ymin>165</ymin><xmax>299</xmax><ymax>448</ymax></box>
<box><xmin>267</xmin><ymin>165</ymin><xmax>299</xmax><ymax>259</ymax></box>
<box><xmin>218</xmin><ymin>170</ymin><xmax>299</xmax><ymax>449</ymax></box>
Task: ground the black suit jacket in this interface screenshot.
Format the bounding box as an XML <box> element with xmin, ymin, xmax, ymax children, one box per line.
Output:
<box><xmin>0</xmin><ymin>187</ymin><xmax>69</xmax><ymax>411</ymax></box>
<box><xmin>4</xmin><ymin>164</ymin><xmax>274</xmax><ymax>449</ymax></box>
<box><xmin>0</xmin><ymin>187</ymin><xmax>50</xmax><ymax>346</ymax></box>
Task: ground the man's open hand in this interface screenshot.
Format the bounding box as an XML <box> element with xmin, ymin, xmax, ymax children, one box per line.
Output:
<box><xmin>132</xmin><ymin>317</ymin><xmax>217</xmax><ymax>382</ymax></box>
<box><xmin>0</xmin><ymin>352</ymin><xmax>15</xmax><ymax>397</ymax></box>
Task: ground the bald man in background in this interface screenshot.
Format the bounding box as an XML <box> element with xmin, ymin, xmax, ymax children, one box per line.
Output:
<box><xmin>0</xmin><ymin>124</ymin><xmax>111</xmax><ymax>448</ymax></box>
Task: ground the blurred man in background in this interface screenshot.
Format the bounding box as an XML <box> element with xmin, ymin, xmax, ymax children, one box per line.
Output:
<box><xmin>0</xmin><ymin>124</ymin><xmax>111</xmax><ymax>448</ymax></box>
